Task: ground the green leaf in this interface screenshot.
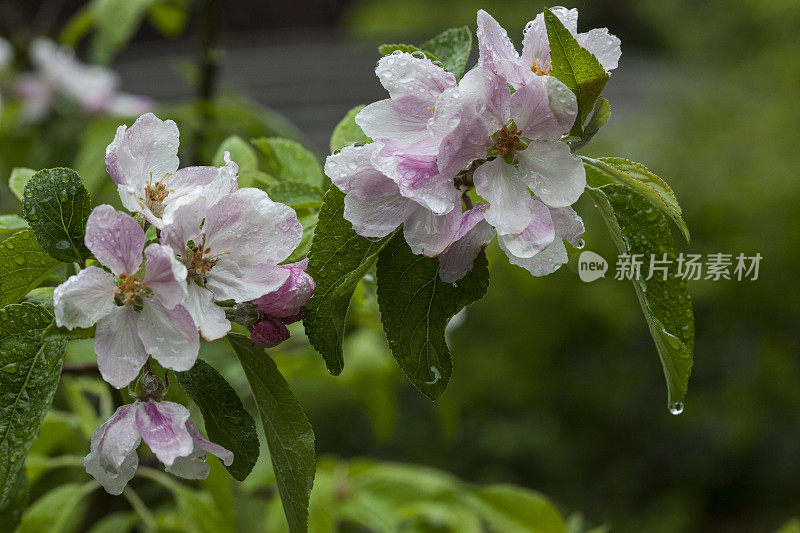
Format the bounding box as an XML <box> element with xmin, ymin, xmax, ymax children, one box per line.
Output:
<box><xmin>0</xmin><ymin>230</ymin><xmax>62</xmax><ymax>308</ymax></box>
<box><xmin>268</xmin><ymin>181</ymin><xmax>322</xmax><ymax>209</ymax></box>
<box><xmin>22</xmin><ymin>168</ymin><xmax>92</xmax><ymax>265</ymax></box>
<box><xmin>420</xmin><ymin>26</ymin><xmax>473</xmax><ymax>80</ymax></box>
<box><xmin>23</xmin><ymin>287</ymin><xmax>55</xmax><ymax>315</ymax></box>
<box><xmin>285</xmin><ymin>211</ymin><xmax>318</xmax><ymax>264</ymax></box>
<box><xmin>302</xmin><ymin>187</ymin><xmax>395</xmax><ymax>375</ymax></box>
<box><xmin>569</xmin><ymin>97</ymin><xmax>610</xmax><ymax>151</ymax></box>
<box><xmin>174</xmin><ymin>359</ymin><xmax>259</xmax><ymax>482</ymax></box>
<box><xmin>587</xmin><ymin>184</ymin><xmax>694</xmax><ymax>410</ymax></box>
<box><xmin>467</xmin><ymin>485</ymin><xmax>565</xmax><ymax>533</ymax></box>
<box><xmin>213</xmin><ymin>135</ymin><xmax>259</xmax><ymax>171</ymax></box>
<box><xmin>18</xmin><ymin>481</ymin><xmax>96</xmax><ymax>533</ymax></box>
<box><xmin>89</xmin><ymin>0</ymin><xmax>156</xmax><ymax>64</ymax></box>
<box><xmin>544</xmin><ymin>9</ymin><xmax>609</xmax><ymax>136</ymax></box>
<box><xmin>0</xmin><ymin>303</ymin><xmax>67</xmax><ymax>505</ymax></box>
<box><xmin>377</xmin><ymin>43</ymin><xmax>434</xmax><ymax>60</ymax></box>
<box><xmin>227</xmin><ymin>333</ymin><xmax>315</xmax><ymax>533</ymax></box>
<box><xmin>40</xmin><ymin>322</ymin><xmax>96</xmax><ymax>342</ymax></box>
<box><xmin>9</xmin><ymin>167</ymin><xmax>36</xmax><ymax>202</ymax></box>
<box><xmin>252</xmin><ymin>137</ymin><xmax>324</xmax><ymax>187</ymax></box>
<box><xmin>584</xmin><ymin>157</ymin><xmax>690</xmax><ymax>243</ymax></box>
<box><xmin>0</xmin><ymin>468</ymin><xmax>28</xmax><ymax>531</ymax></box>
<box><xmin>375</xmin><ymin>233</ymin><xmax>490</xmax><ymax>399</ymax></box>
<box><xmin>0</xmin><ymin>214</ymin><xmax>29</xmax><ymax>234</ymax></box>
<box><xmin>147</xmin><ymin>1</ymin><xmax>189</xmax><ymax>37</ymax></box>
<box><xmin>329</xmin><ymin>105</ymin><xmax>371</xmax><ymax>152</ymax></box>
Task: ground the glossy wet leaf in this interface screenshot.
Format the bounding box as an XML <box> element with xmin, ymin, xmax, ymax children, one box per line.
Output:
<box><xmin>228</xmin><ymin>333</ymin><xmax>315</xmax><ymax>533</ymax></box>
<box><xmin>585</xmin><ymin>157</ymin><xmax>691</xmax><ymax>243</ymax></box>
<box><xmin>0</xmin><ymin>230</ymin><xmax>61</xmax><ymax>309</ymax></box>
<box><xmin>420</xmin><ymin>26</ymin><xmax>473</xmax><ymax>80</ymax></box>
<box><xmin>0</xmin><ymin>214</ymin><xmax>29</xmax><ymax>234</ymax></box>
<box><xmin>588</xmin><ymin>184</ymin><xmax>694</xmax><ymax>409</ymax></box>
<box><xmin>8</xmin><ymin>167</ymin><xmax>36</xmax><ymax>202</ymax></box>
<box><xmin>544</xmin><ymin>9</ymin><xmax>609</xmax><ymax>135</ymax></box>
<box><xmin>329</xmin><ymin>105</ymin><xmax>371</xmax><ymax>152</ymax></box>
<box><xmin>252</xmin><ymin>137</ymin><xmax>324</xmax><ymax>187</ymax></box>
<box><xmin>0</xmin><ymin>467</ymin><xmax>28</xmax><ymax>531</ymax></box>
<box><xmin>302</xmin><ymin>187</ymin><xmax>395</xmax><ymax>375</ymax></box>
<box><xmin>375</xmin><ymin>234</ymin><xmax>490</xmax><ymax>399</ymax></box>
<box><xmin>175</xmin><ymin>359</ymin><xmax>260</xmax><ymax>482</ymax></box>
<box><xmin>22</xmin><ymin>168</ymin><xmax>92</xmax><ymax>265</ymax></box>
<box><xmin>40</xmin><ymin>322</ymin><xmax>96</xmax><ymax>342</ymax></box>
<box><xmin>0</xmin><ymin>303</ymin><xmax>67</xmax><ymax>506</ymax></box>
<box><xmin>466</xmin><ymin>485</ymin><xmax>565</xmax><ymax>533</ymax></box>
<box><xmin>268</xmin><ymin>181</ymin><xmax>322</xmax><ymax>209</ymax></box>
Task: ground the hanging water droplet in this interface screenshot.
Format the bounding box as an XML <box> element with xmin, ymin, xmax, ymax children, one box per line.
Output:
<box><xmin>425</xmin><ymin>365</ymin><xmax>441</xmax><ymax>385</ymax></box>
<box><xmin>669</xmin><ymin>402</ymin><xmax>684</xmax><ymax>415</ymax></box>
<box><xmin>575</xmin><ymin>239</ymin><xmax>585</xmax><ymax>249</ymax></box>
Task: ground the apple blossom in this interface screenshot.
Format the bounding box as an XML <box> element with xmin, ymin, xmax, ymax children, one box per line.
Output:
<box><xmin>162</xmin><ymin>187</ymin><xmax>303</xmax><ymax>342</ymax></box>
<box><xmin>105</xmin><ymin>113</ymin><xmax>238</xmax><ymax>229</ymax></box>
<box><xmin>85</xmin><ymin>395</ymin><xmax>233</xmax><ymax>494</ymax></box>
<box><xmin>14</xmin><ymin>38</ymin><xmax>151</xmax><ymax>120</ymax></box>
<box><xmin>476</xmin><ymin>8</ymin><xmax>621</xmax><ymax>90</ymax></box>
<box><xmin>53</xmin><ymin>205</ymin><xmax>199</xmax><ymax>388</ymax></box>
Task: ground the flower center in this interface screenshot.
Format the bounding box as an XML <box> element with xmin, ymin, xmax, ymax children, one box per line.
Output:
<box><xmin>143</xmin><ymin>172</ymin><xmax>173</xmax><ymax>218</ymax></box>
<box><xmin>492</xmin><ymin>124</ymin><xmax>523</xmax><ymax>157</ymax></box>
<box><xmin>184</xmin><ymin>233</ymin><xmax>228</xmax><ymax>283</ymax></box>
<box><xmin>531</xmin><ymin>58</ymin><xmax>552</xmax><ymax>76</ymax></box>
<box><xmin>115</xmin><ymin>273</ymin><xmax>147</xmax><ymax>306</ymax></box>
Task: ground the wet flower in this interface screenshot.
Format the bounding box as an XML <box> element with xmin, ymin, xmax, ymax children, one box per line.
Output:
<box><xmin>325</xmin><ymin>143</ymin><xmax>462</xmax><ymax>257</ymax></box>
<box><xmin>13</xmin><ymin>38</ymin><xmax>151</xmax><ymax>120</ymax></box>
<box><xmin>53</xmin><ymin>205</ymin><xmax>198</xmax><ymax>388</ymax></box>
<box><xmin>85</xmin><ymin>397</ymin><xmax>232</xmax><ymax>494</ymax></box>
<box><xmin>249</xmin><ymin>259</ymin><xmax>315</xmax><ymax>348</ymax></box>
<box><xmin>162</xmin><ymin>187</ymin><xmax>303</xmax><ymax>342</ymax></box>
<box><xmin>476</xmin><ymin>8</ymin><xmax>621</xmax><ymax>90</ymax></box>
<box><xmin>106</xmin><ymin>113</ymin><xmax>238</xmax><ymax>229</ymax></box>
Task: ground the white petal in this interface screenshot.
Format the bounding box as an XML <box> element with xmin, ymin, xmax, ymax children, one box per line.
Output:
<box><xmin>499</xmin><ymin>235</ymin><xmax>568</xmax><ymax>277</ymax></box>
<box><xmin>497</xmin><ymin>198</ymin><xmax>555</xmax><ymax>259</ymax></box>
<box><xmin>138</xmin><ymin>302</ymin><xmax>199</xmax><ymax>372</ymax></box>
<box><xmin>135</xmin><ymin>400</ymin><xmax>193</xmax><ymax>467</ymax></box>
<box><xmin>205</xmin><ymin>262</ymin><xmax>290</xmax><ymax>303</ymax></box>
<box><xmin>84</xmin><ymin>404</ymin><xmax>141</xmax><ymax>495</ymax></box>
<box><xmin>551</xmin><ymin>205</ymin><xmax>585</xmax><ymax>246</ymax></box>
<box><xmin>53</xmin><ymin>266</ymin><xmax>115</xmax><ymax>329</ymax></box>
<box><xmin>95</xmin><ymin>307</ymin><xmax>148</xmax><ymax>389</ymax></box>
<box><xmin>165</xmin><ymin>445</ymin><xmax>209</xmax><ymax>480</ymax></box>
<box><xmin>204</xmin><ymin>188</ymin><xmax>303</xmax><ymax>267</ymax></box>
<box><xmin>520</xmin><ymin>13</ymin><xmax>549</xmax><ymax>73</ymax></box>
<box><xmin>143</xmin><ymin>244</ymin><xmax>187</xmax><ymax>309</ymax></box>
<box><xmin>184</xmin><ymin>283</ymin><xmax>230</xmax><ymax>341</ymax></box>
<box><xmin>576</xmin><ymin>28</ymin><xmax>621</xmax><ymax>71</ymax></box>
<box><xmin>343</xmin><ymin>177</ymin><xmax>410</xmax><ymax>238</ymax></box>
<box><xmin>438</xmin><ymin>204</ymin><xmax>496</xmax><ymax>283</ymax></box>
<box><xmin>356</xmin><ymin>100</ymin><xmax>430</xmax><ymax>147</ymax></box>
<box><xmin>375</xmin><ymin>52</ymin><xmax>456</xmax><ymax>112</ymax></box>
<box><xmin>85</xmin><ymin>205</ymin><xmax>145</xmax><ymax>276</ymax></box>
<box><xmin>403</xmin><ymin>202</ymin><xmax>462</xmax><ymax>257</ymax></box>
<box><xmin>510</xmin><ymin>77</ymin><xmax>576</xmax><ymax>140</ymax></box>
<box><xmin>105</xmin><ymin>113</ymin><xmax>179</xmax><ymax>191</ymax></box>
<box><xmin>517</xmin><ymin>140</ymin><xmax>586</xmax><ymax>208</ymax></box>
<box><xmin>476</xmin><ymin>10</ymin><xmax>530</xmax><ymax>88</ymax></box>
<box><xmin>473</xmin><ymin>158</ymin><xmax>532</xmax><ymax>235</ymax></box>
<box><xmin>324</xmin><ymin>144</ymin><xmax>387</xmax><ymax>198</ymax></box>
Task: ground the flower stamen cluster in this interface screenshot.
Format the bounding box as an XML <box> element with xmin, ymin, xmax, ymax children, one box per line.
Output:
<box><xmin>115</xmin><ymin>273</ymin><xmax>147</xmax><ymax>307</ymax></box>
<box><xmin>143</xmin><ymin>172</ymin><xmax>173</xmax><ymax>218</ymax></box>
<box><xmin>530</xmin><ymin>58</ymin><xmax>552</xmax><ymax>76</ymax></box>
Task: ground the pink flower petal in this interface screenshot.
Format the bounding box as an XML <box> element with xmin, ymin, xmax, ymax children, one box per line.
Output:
<box><xmin>135</xmin><ymin>400</ymin><xmax>193</xmax><ymax>467</ymax></box>
<box><xmin>138</xmin><ymin>301</ymin><xmax>199</xmax><ymax>372</ymax></box>
<box><xmin>84</xmin><ymin>404</ymin><xmax>140</xmax><ymax>495</ymax></box>
<box><xmin>143</xmin><ymin>244</ymin><xmax>187</xmax><ymax>309</ymax></box>
<box><xmin>85</xmin><ymin>205</ymin><xmax>145</xmax><ymax>276</ymax></box>
<box><xmin>95</xmin><ymin>306</ymin><xmax>148</xmax><ymax>389</ymax></box>
<box><xmin>53</xmin><ymin>266</ymin><xmax>115</xmax><ymax>329</ymax></box>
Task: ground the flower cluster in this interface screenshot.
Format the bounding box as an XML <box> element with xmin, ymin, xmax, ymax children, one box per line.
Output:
<box><xmin>53</xmin><ymin>112</ymin><xmax>315</xmax><ymax>492</ymax></box>
<box><xmin>13</xmin><ymin>38</ymin><xmax>152</xmax><ymax>120</ymax></box>
<box><xmin>325</xmin><ymin>8</ymin><xmax>621</xmax><ymax>281</ymax></box>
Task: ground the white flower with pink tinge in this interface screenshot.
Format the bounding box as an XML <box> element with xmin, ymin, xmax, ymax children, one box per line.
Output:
<box><xmin>162</xmin><ymin>187</ymin><xmax>304</xmax><ymax>342</ymax></box>
<box><xmin>53</xmin><ymin>205</ymin><xmax>199</xmax><ymax>388</ymax></box>
<box><xmin>105</xmin><ymin>113</ymin><xmax>238</xmax><ymax>229</ymax></box>
<box><xmin>476</xmin><ymin>8</ymin><xmax>621</xmax><ymax>90</ymax></box>
<box><xmin>13</xmin><ymin>38</ymin><xmax>152</xmax><ymax>121</ymax></box>
<box><xmin>84</xmin><ymin>398</ymin><xmax>233</xmax><ymax>495</ymax></box>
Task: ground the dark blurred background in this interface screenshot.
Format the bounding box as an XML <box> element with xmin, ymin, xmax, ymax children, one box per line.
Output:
<box><xmin>3</xmin><ymin>1</ymin><xmax>800</xmax><ymax>531</ymax></box>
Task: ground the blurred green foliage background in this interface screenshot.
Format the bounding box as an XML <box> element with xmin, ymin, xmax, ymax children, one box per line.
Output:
<box><xmin>3</xmin><ymin>0</ymin><xmax>800</xmax><ymax>531</ymax></box>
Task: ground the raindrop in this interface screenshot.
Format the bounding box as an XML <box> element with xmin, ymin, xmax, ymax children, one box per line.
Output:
<box><xmin>425</xmin><ymin>365</ymin><xmax>441</xmax><ymax>385</ymax></box>
<box><xmin>55</xmin><ymin>240</ymin><xmax>71</xmax><ymax>250</ymax></box>
<box><xmin>669</xmin><ymin>402</ymin><xmax>684</xmax><ymax>415</ymax></box>
<box><xmin>575</xmin><ymin>239</ymin><xmax>585</xmax><ymax>249</ymax></box>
